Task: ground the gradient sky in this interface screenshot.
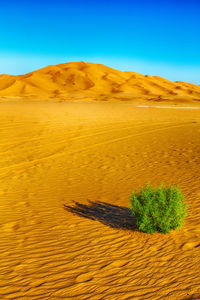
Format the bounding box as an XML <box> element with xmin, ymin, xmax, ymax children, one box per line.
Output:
<box><xmin>0</xmin><ymin>0</ymin><xmax>199</xmax><ymax>83</ymax></box>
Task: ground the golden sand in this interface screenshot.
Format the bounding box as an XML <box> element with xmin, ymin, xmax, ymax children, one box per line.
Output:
<box><xmin>0</xmin><ymin>99</ymin><xmax>200</xmax><ymax>299</ymax></box>
<box><xmin>0</xmin><ymin>62</ymin><xmax>200</xmax><ymax>103</ymax></box>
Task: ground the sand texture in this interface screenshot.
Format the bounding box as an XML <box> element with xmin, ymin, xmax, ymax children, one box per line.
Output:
<box><xmin>0</xmin><ymin>100</ymin><xmax>200</xmax><ymax>299</ymax></box>
<box><xmin>0</xmin><ymin>62</ymin><xmax>200</xmax><ymax>103</ymax></box>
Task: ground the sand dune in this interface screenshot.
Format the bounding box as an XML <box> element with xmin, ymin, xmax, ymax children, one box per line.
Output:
<box><xmin>0</xmin><ymin>100</ymin><xmax>200</xmax><ymax>299</ymax></box>
<box><xmin>0</xmin><ymin>61</ymin><xmax>200</xmax><ymax>102</ymax></box>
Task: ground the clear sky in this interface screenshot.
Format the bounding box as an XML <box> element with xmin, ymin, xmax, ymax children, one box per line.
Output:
<box><xmin>0</xmin><ymin>0</ymin><xmax>199</xmax><ymax>83</ymax></box>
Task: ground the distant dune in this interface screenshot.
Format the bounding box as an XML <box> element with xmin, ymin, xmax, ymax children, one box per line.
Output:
<box><xmin>0</xmin><ymin>61</ymin><xmax>200</xmax><ymax>102</ymax></box>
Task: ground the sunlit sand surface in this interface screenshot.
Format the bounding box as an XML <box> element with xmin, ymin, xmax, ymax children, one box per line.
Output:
<box><xmin>1</xmin><ymin>62</ymin><xmax>200</xmax><ymax>103</ymax></box>
<box><xmin>0</xmin><ymin>99</ymin><xmax>200</xmax><ymax>299</ymax></box>
<box><xmin>137</xmin><ymin>105</ymin><xmax>200</xmax><ymax>109</ymax></box>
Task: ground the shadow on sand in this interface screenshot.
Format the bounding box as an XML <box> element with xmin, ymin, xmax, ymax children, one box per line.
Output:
<box><xmin>64</xmin><ymin>201</ymin><xmax>137</xmax><ymax>230</ymax></box>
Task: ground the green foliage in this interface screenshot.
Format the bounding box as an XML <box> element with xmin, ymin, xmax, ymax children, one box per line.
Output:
<box><xmin>129</xmin><ymin>184</ymin><xmax>187</xmax><ymax>234</ymax></box>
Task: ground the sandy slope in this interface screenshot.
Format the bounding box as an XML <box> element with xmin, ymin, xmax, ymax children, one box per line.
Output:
<box><xmin>0</xmin><ymin>100</ymin><xmax>200</xmax><ymax>299</ymax></box>
<box><xmin>0</xmin><ymin>62</ymin><xmax>200</xmax><ymax>102</ymax></box>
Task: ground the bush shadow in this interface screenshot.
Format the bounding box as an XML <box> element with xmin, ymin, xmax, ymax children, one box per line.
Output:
<box><xmin>64</xmin><ymin>201</ymin><xmax>137</xmax><ymax>231</ymax></box>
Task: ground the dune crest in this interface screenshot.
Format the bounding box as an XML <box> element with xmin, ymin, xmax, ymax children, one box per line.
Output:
<box><xmin>0</xmin><ymin>61</ymin><xmax>200</xmax><ymax>101</ymax></box>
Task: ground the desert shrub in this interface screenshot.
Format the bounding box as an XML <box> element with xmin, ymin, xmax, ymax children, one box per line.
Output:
<box><xmin>129</xmin><ymin>184</ymin><xmax>187</xmax><ymax>234</ymax></box>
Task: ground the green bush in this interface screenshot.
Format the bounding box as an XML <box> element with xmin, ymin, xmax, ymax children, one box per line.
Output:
<box><xmin>129</xmin><ymin>184</ymin><xmax>187</xmax><ymax>234</ymax></box>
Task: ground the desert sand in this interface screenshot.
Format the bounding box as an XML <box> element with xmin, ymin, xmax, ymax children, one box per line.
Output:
<box><xmin>0</xmin><ymin>62</ymin><xmax>200</xmax><ymax>103</ymax></box>
<box><xmin>0</xmin><ymin>97</ymin><xmax>200</xmax><ymax>299</ymax></box>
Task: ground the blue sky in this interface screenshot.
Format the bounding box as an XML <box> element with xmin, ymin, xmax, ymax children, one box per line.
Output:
<box><xmin>0</xmin><ymin>0</ymin><xmax>199</xmax><ymax>83</ymax></box>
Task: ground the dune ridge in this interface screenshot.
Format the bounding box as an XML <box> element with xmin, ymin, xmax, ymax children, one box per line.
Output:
<box><xmin>0</xmin><ymin>61</ymin><xmax>200</xmax><ymax>102</ymax></box>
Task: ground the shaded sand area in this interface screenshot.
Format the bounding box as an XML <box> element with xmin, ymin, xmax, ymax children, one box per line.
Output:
<box><xmin>0</xmin><ymin>100</ymin><xmax>200</xmax><ymax>299</ymax></box>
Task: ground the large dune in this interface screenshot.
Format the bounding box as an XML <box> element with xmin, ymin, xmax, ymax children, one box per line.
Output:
<box><xmin>0</xmin><ymin>61</ymin><xmax>200</xmax><ymax>101</ymax></box>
